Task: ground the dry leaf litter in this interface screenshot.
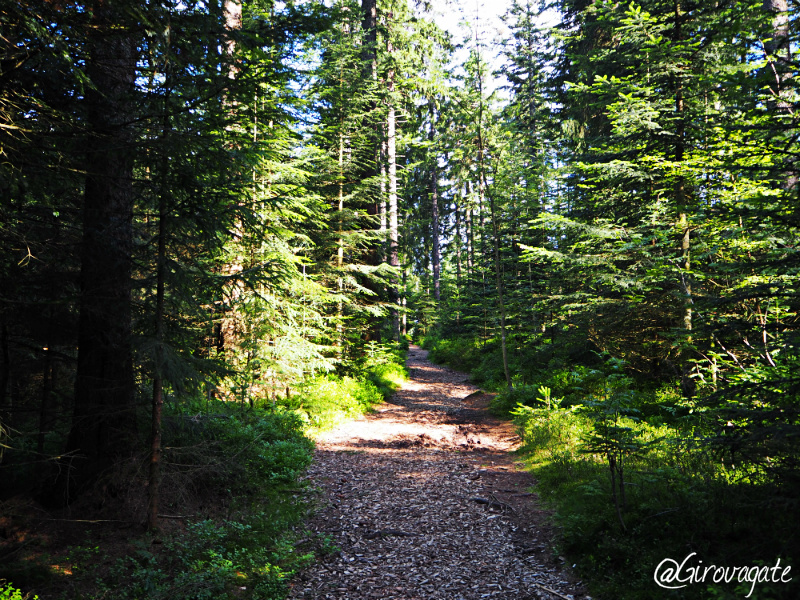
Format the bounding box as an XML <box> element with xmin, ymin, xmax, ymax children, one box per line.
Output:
<box><xmin>289</xmin><ymin>346</ymin><xmax>590</xmax><ymax>600</ymax></box>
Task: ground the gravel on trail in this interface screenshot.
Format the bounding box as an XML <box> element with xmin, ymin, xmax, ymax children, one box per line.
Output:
<box><xmin>288</xmin><ymin>345</ymin><xmax>590</xmax><ymax>600</ymax></box>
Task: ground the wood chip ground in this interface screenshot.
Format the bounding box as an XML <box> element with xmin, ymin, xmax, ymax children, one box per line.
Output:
<box><xmin>289</xmin><ymin>346</ymin><xmax>591</xmax><ymax>600</ymax></box>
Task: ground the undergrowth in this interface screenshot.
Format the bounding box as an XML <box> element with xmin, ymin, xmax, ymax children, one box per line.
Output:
<box><xmin>4</xmin><ymin>343</ymin><xmax>407</xmax><ymax>600</ymax></box>
<box><xmin>423</xmin><ymin>333</ymin><xmax>799</xmax><ymax>600</ymax></box>
<box><xmin>278</xmin><ymin>342</ymin><xmax>408</xmax><ymax>433</ymax></box>
<box><xmin>0</xmin><ymin>583</ymin><xmax>36</xmax><ymax>600</ymax></box>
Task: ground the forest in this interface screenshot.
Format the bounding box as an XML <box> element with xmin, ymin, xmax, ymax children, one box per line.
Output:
<box><xmin>1</xmin><ymin>0</ymin><xmax>798</xmax><ymax>598</ymax></box>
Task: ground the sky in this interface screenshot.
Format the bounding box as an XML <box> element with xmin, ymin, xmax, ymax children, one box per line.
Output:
<box><xmin>429</xmin><ymin>0</ymin><xmax>515</xmax><ymax>90</ymax></box>
<box><xmin>427</xmin><ymin>0</ymin><xmax>559</xmax><ymax>94</ymax></box>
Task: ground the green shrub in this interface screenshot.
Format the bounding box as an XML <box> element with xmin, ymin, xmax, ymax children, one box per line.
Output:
<box><xmin>278</xmin><ymin>343</ymin><xmax>408</xmax><ymax>433</ymax></box>
<box><xmin>365</xmin><ymin>362</ymin><xmax>405</xmax><ymax>396</ymax></box>
<box><xmin>0</xmin><ymin>583</ymin><xmax>36</xmax><ymax>600</ymax></box>
<box><xmin>426</xmin><ymin>336</ymin><xmax>482</xmax><ymax>373</ymax></box>
<box><xmin>97</xmin><ymin>513</ymin><xmax>312</xmax><ymax>600</ymax></box>
<box><xmin>163</xmin><ymin>404</ymin><xmax>313</xmax><ymax>494</ymax></box>
<box><xmin>512</xmin><ymin>403</ymin><xmax>587</xmax><ymax>462</ymax></box>
<box><xmin>82</xmin><ymin>401</ymin><xmax>316</xmax><ymax>600</ymax></box>
<box><xmin>512</xmin><ymin>384</ymin><xmax>800</xmax><ymax>599</ymax></box>
<box><xmin>282</xmin><ymin>375</ymin><xmax>384</xmax><ymax>432</ymax></box>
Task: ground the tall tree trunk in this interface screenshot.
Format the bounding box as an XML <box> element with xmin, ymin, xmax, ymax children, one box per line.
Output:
<box><xmin>386</xmin><ymin>13</ymin><xmax>400</xmax><ymax>341</ymax></box>
<box><xmin>337</xmin><ymin>117</ymin><xmax>346</xmax><ymax>352</ymax></box>
<box><xmin>674</xmin><ymin>0</ymin><xmax>692</xmax><ymax>335</ymax></box>
<box><xmin>148</xmin><ymin>30</ymin><xmax>173</xmax><ymax>530</ymax></box>
<box><xmin>148</xmin><ymin>166</ymin><xmax>168</xmax><ymax>532</ymax></box>
<box><xmin>454</xmin><ymin>195</ymin><xmax>463</xmax><ymax>327</ymax></box>
<box><xmin>466</xmin><ymin>182</ymin><xmax>474</xmax><ymax>276</ymax></box>
<box><xmin>487</xmin><ymin>189</ymin><xmax>513</xmax><ymax>390</ymax></box>
<box><xmin>361</xmin><ymin>0</ymin><xmax>378</xmax><ymax>215</ymax></box>
<box><xmin>224</xmin><ymin>0</ymin><xmax>242</xmax><ymax>90</ymax></box>
<box><xmin>0</xmin><ymin>319</ymin><xmax>9</xmax><ymax>438</ymax></box>
<box><xmin>763</xmin><ymin>0</ymin><xmax>797</xmax><ymax>195</ymax></box>
<box><xmin>360</xmin><ymin>0</ymin><xmax>384</xmax><ymax>342</ymax></box>
<box><xmin>763</xmin><ymin>0</ymin><xmax>791</xmax><ymax>105</ymax></box>
<box><xmin>37</xmin><ymin>292</ymin><xmax>60</xmax><ymax>467</ymax></box>
<box><xmin>37</xmin><ymin>340</ymin><xmax>54</xmax><ymax>459</ymax></box>
<box><xmin>63</xmin><ymin>0</ymin><xmax>137</xmax><ymax>499</ymax></box>
<box><xmin>361</xmin><ymin>0</ymin><xmax>377</xmax><ymax>71</ymax></box>
<box><xmin>402</xmin><ymin>267</ymin><xmax>408</xmax><ymax>337</ymax></box>
<box><xmin>475</xmin><ymin>54</ymin><xmax>512</xmax><ymax>388</ymax></box>
<box><xmin>455</xmin><ymin>195</ymin><xmax>462</xmax><ymax>287</ymax></box>
<box><xmin>380</xmin><ymin>132</ymin><xmax>387</xmax><ymax>256</ymax></box>
<box><xmin>429</xmin><ymin>104</ymin><xmax>440</xmax><ymax>302</ymax></box>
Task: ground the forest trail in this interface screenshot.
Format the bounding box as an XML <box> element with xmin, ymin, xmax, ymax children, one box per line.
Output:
<box><xmin>289</xmin><ymin>346</ymin><xmax>588</xmax><ymax>600</ymax></box>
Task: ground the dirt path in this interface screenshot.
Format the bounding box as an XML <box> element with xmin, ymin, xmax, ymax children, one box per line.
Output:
<box><xmin>289</xmin><ymin>346</ymin><xmax>588</xmax><ymax>600</ymax></box>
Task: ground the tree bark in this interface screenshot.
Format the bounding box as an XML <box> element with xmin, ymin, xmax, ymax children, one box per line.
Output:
<box><xmin>429</xmin><ymin>104</ymin><xmax>440</xmax><ymax>302</ymax></box>
<box><xmin>674</xmin><ymin>0</ymin><xmax>692</xmax><ymax>335</ymax></box>
<box><xmin>455</xmin><ymin>195</ymin><xmax>462</xmax><ymax>287</ymax></box>
<box><xmin>466</xmin><ymin>182</ymin><xmax>474</xmax><ymax>276</ymax></box>
<box><xmin>0</xmin><ymin>319</ymin><xmax>9</xmax><ymax>437</ymax></box>
<box><xmin>386</xmin><ymin>13</ymin><xmax>400</xmax><ymax>341</ymax></box>
<box><xmin>488</xmin><ymin>188</ymin><xmax>513</xmax><ymax>390</ymax></box>
<box><xmin>475</xmin><ymin>60</ymin><xmax>512</xmax><ymax>388</ymax></box>
<box><xmin>360</xmin><ymin>0</ymin><xmax>384</xmax><ymax>342</ymax></box>
<box><xmin>148</xmin><ymin>25</ymin><xmax>173</xmax><ymax>530</ymax></box>
<box><xmin>762</xmin><ymin>0</ymin><xmax>797</xmax><ymax>195</ymax></box>
<box><xmin>63</xmin><ymin>0</ymin><xmax>137</xmax><ymax>499</ymax></box>
<box><xmin>148</xmin><ymin>176</ymin><xmax>167</xmax><ymax>532</ymax></box>
<box><xmin>361</xmin><ymin>0</ymin><xmax>377</xmax><ymax>72</ymax></box>
<box><xmin>763</xmin><ymin>0</ymin><xmax>791</xmax><ymax>105</ymax></box>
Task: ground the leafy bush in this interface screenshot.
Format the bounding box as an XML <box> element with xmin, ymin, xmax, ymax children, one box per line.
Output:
<box><xmin>163</xmin><ymin>403</ymin><xmax>313</xmax><ymax>495</ymax></box>
<box><xmin>512</xmin><ymin>403</ymin><xmax>587</xmax><ymax>462</ymax></box>
<box><xmin>365</xmin><ymin>362</ymin><xmax>407</xmax><ymax>398</ymax></box>
<box><xmin>281</xmin><ymin>375</ymin><xmax>383</xmax><ymax>432</ymax></box>
<box><xmin>425</xmin><ymin>336</ymin><xmax>482</xmax><ymax>373</ymax></box>
<box><xmin>510</xmin><ymin>369</ymin><xmax>800</xmax><ymax>599</ymax></box>
<box><xmin>278</xmin><ymin>342</ymin><xmax>407</xmax><ymax>433</ymax></box>
<box><xmin>0</xmin><ymin>583</ymin><xmax>36</xmax><ymax>600</ymax></box>
<box><xmin>97</xmin><ymin>514</ymin><xmax>312</xmax><ymax>600</ymax></box>
<box><xmin>59</xmin><ymin>400</ymin><xmax>320</xmax><ymax>600</ymax></box>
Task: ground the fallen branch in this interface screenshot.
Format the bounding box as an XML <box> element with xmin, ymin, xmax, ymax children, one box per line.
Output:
<box><xmin>469</xmin><ymin>496</ymin><xmax>514</xmax><ymax>512</ymax></box>
<box><xmin>533</xmin><ymin>581</ymin><xmax>573</xmax><ymax>600</ymax></box>
<box><xmin>5</xmin><ymin>515</ymin><xmax>132</xmax><ymax>524</ymax></box>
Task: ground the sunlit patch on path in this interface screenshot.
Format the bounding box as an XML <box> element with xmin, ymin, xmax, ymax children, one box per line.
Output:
<box><xmin>289</xmin><ymin>346</ymin><xmax>588</xmax><ymax>600</ymax></box>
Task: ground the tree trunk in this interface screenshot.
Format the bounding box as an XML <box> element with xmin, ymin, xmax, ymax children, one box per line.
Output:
<box><xmin>361</xmin><ymin>0</ymin><xmax>377</xmax><ymax>71</ymax></box>
<box><xmin>402</xmin><ymin>268</ymin><xmax>408</xmax><ymax>337</ymax></box>
<box><xmin>380</xmin><ymin>132</ymin><xmax>387</xmax><ymax>255</ymax></box>
<box><xmin>148</xmin><ymin>35</ymin><xmax>173</xmax><ymax>530</ymax></box>
<box><xmin>763</xmin><ymin>0</ymin><xmax>791</xmax><ymax>105</ymax></box>
<box><xmin>361</xmin><ymin>0</ymin><xmax>384</xmax><ymax>342</ymax></box>
<box><xmin>0</xmin><ymin>319</ymin><xmax>9</xmax><ymax>437</ymax></box>
<box><xmin>337</xmin><ymin>116</ymin><xmax>345</xmax><ymax>353</ymax></box>
<box><xmin>609</xmin><ymin>454</ymin><xmax>627</xmax><ymax>531</ymax></box>
<box><xmin>429</xmin><ymin>104</ymin><xmax>440</xmax><ymax>302</ymax></box>
<box><xmin>148</xmin><ymin>182</ymin><xmax>167</xmax><ymax>532</ymax></box>
<box><xmin>466</xmin><ymin>183</ymin><xmax>474</xmax><ymax>276</ymax></box>
<box><xmin>455</xmin><ymin>195</ymin><xmax>462</xmax><ymax>287</ymax></box>
<box><xmin>762</xmin><ymin>0</ymin><xmax>797</xmax><ymax>195</ymax></box>
<box><xmin>475</xmin><ymin>54</ymin><xmax>511</xmax><ymax>385</ymax></box>
<box><xmin>488</xmin><ymin>189</ymin><xmax>513</xmax><ymax>390</ymax></box>
<box><xmin>37</xmin><ymin>341</ymin><xmax>54</xmax><ymax>459</ymax></box>
<box><xmin>224</xmin><ymin>0</ymin><xmax>242</xmax><ymax>77</ymax></box>
<box><xmin>63</xmin><ymin>0</ymin><xmax>137</xmax><ymax>498</ymax></box>
<box><xmin>386</xmin><ymin>13</ymin><xmax>400</xmax><ymax>341</ymax></box>
<box><xmin>674</xmin><ymin>0</ymin><xmax>692</xmax><ymax>335</ymax></box>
